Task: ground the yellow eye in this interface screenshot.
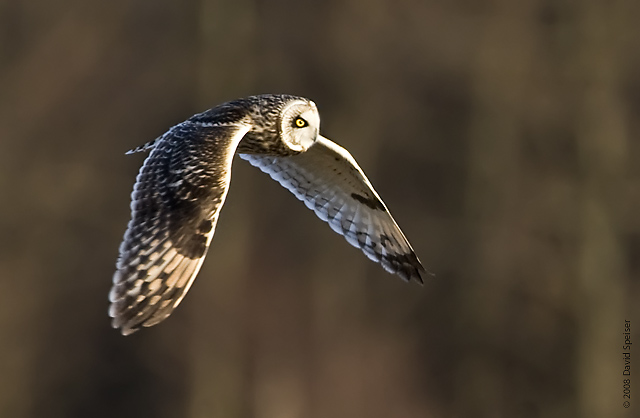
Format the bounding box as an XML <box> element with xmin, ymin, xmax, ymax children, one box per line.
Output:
<box><xmin>294</xmin><ymin>117</ymin><xmax>308</xmax><ymax>128</ymax></box>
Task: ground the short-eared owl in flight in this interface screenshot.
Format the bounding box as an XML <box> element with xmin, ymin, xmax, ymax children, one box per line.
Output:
<box><xmin>110</xmin><ymin>94</ymin><xmax>425</xmax><ymax>335</ymax></box>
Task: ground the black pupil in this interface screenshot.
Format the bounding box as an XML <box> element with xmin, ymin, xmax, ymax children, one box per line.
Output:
<box><xmin>296</xmin><ymin>118</ymin><xmax>306</xmax><ymax>127</ymax></box>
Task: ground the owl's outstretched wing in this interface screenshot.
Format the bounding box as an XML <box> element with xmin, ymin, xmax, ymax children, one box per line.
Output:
<box><xmin>239</xmin><ymin>136</ymin><xmax>426</xmax><ymax>283</ymax></box>
<box><xmin>109</xmin><ymin>122</ymin><xmax>250</xmax><ymax>335</ymax></box>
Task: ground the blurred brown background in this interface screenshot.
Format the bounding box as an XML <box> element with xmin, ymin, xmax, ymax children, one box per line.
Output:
<box><xmin>0</xmin><ymin>0</ymin><xmax>638</xmax><ymax>417</ymax></box>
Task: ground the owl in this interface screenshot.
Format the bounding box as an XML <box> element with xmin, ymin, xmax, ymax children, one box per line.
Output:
<box><xmin>110</xmin><ymin>94</ymin><xmax>426</xmax><ymax>335</ymax></box>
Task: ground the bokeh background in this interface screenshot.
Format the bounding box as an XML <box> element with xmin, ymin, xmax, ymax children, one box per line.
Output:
<box><xmin>1</xmin><ymin>0</ymin><xmax>638</xmax><ymax>417</ymax></box>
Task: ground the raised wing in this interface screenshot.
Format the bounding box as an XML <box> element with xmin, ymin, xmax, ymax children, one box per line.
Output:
<box><xmin>239</xmin><ymin>136</ymin><xmax>425</xmax><ymax>283</ymax></box>
<box><xmin>109</xmin><ymin>122</ymin><xmax>250</xmax><ymax>335</ymax></box>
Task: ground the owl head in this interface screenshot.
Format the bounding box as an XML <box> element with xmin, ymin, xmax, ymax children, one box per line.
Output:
<box><xmin>278</xmin><ymin>98</ymin><xmax>320</xmax><ymax>152</ymax></box>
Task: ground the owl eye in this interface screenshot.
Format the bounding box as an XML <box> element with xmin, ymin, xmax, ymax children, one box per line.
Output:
<box><xmin>294</xmin><ymin>117</ymin><xmax>308</xmax><ymax>128</ymax></box>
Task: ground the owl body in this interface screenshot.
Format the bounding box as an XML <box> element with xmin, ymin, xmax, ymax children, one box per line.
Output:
<box><xmin>110</xmin><ymin>94</ymin><xmax>425</xmax><ymax>335</ymax></box>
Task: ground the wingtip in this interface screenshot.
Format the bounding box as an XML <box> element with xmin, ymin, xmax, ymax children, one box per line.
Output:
<box><xmin>108</xmin><ymin>299</ymin><xmax>141</xmax><ymax>336</ymax></box>
<box><xmin>408</xmin><ymin>259</ymin><xmax>436</xmax><ymax>285</ymax></box>
<box><xmin>413</xmin><ymin>267</ymin><xmax>427</xmax><ymax>285</ymax></box>
<box><xmin>120</xmin><ymin>326</ymin><xmax>137</xmax><ymax>336</ymax></box>
<box><xmin>409</xmin><ymin>253</ymin><xmax>432</xmax><ymax>285</ymax></box>
<box><xmin>110</xmin><ymin>314</ymin><xmax>140</xmax><ymax>336</ymax></box>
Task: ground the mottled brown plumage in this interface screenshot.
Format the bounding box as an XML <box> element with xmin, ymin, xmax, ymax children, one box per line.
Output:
<box><xmin>110</xmin><ymin>94</ymin><xmax>425</xmax><ymax>335</ymax></box>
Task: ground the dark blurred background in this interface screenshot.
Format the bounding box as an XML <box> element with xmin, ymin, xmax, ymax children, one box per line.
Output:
<box><xmin>1</xmin><ymin>0</ymin><xmax>638</xmax><ymax>417</ymax></box>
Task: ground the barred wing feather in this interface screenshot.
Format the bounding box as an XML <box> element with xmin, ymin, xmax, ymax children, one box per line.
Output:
<box><xmin>109</xmin><ymin>123</ymin><xmax>250</xmax><ymax>335</ymax></box>
<box><xmin>240</xmin><ymin>136</ymin><xmax>425</xmax><ymax>283</ymax></box>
